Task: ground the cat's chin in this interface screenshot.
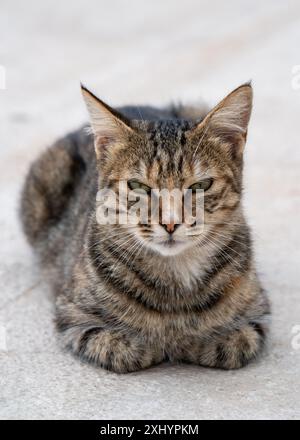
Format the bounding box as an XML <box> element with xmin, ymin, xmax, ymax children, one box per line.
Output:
<box><xmin>146</xmin><ymin>239</ymin><xmax>192</xmax><ymax>257</ymax></box>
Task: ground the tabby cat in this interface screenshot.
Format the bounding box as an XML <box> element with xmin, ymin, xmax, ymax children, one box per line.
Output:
<box><xmin>21</xmin><ymin>83</ymin><xmax>270</xmax><ymax>373</ymax></box>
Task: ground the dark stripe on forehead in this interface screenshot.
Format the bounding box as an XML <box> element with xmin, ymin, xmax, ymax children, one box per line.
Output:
<box><xmin>142</xmin><ymin>120</ymin><xmax>192</xmax><ymax>176</ymax></box>
<box><xmin>146</xmin><ymin>120</ymin><xmax>190</xmax><ymax>147</ymax></box>
<box><xmin>180</xmin><ymin>131</ymin><xmax>186</xmax><ymax>146</ymax></box>
<box><xmin>177</xmin><ymin>154</ymin><xmax>184</xmax><ymax>173</ymax></box>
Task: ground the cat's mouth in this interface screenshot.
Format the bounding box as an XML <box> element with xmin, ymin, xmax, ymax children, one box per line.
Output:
<box><xmin>144</xmin><ymin>234</ymin><xmax>192</xmax><ymax>256</ymax></box>
<box><xmin>161</xmin><ymin>238</ymin><xmax>183</xmax><ymax>247</ymax></box>
<box><xmin>150</xmin><ymin>238</ymin><xmax>190</xmax><ymax>256</ymax></box>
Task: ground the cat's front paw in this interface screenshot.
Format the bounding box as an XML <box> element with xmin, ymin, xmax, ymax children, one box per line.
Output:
<box><xmin>199</xmin><ymin>323</ymin><xmax>267</xmax><ymax>370</ymax></box>
<box><xmin>67</xmin><ymin>327</ymin><xmax>156</xmax><ymax>373</ymax></box>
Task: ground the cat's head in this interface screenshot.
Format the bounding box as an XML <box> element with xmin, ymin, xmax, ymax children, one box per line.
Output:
<box><xmin>82</xmin><ymin>83</ymin><xmax>252</xmax><ymax>257</ymax></box>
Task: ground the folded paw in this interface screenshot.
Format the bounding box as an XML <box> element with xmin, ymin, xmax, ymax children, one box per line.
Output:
<box><xmin>197</xmin><ymin>322</ymin><xmax>267</xmax><ymax>369</ymax></box>
<box><xmin>65</xmin><ymin>326</ymin><xmax>158</xmax><ymax>373</ymax></box>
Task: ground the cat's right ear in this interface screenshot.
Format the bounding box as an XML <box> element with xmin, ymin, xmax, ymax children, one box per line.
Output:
<box><xmin>81</xmin><ymin>84</ymin><xmax>133</xmax><ymax>159</ymax></box>
<box><xmin>186</xmin><ymin>83</ymin><xmax>253</xmax><ymax>157</ymax></box>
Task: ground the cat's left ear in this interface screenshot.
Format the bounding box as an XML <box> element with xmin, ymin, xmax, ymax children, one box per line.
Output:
<box><xmin>81</xmin><ymin>84</ymin><xmax>133</xmax><ymax>160</ymax></box>
<box><xmin>187</xmin><ymin>83</ymin><xmax>253</xmax><ymax>155</ymax></box>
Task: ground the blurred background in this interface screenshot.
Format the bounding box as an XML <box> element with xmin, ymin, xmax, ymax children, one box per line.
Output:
<box><xmin>0</xmin><ymin>0</ymin><xmax>300</xmax><ymax>419</ymax></box>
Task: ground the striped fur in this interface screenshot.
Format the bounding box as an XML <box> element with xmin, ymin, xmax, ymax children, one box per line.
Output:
<box><xmin>20</xmin><ymin>84</ymin><xmax>270</xmax><ymax>373</ymax></box>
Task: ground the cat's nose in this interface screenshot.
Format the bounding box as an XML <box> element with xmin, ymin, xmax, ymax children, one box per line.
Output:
<box><xmin>161</xmin><ymin>222</ymin><xmax>180</xmax><ymax>234</ymax></box>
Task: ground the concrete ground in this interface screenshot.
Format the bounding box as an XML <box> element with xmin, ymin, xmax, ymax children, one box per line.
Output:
<box><xmin>1</xmin><ymin>0</ymin><xmax>300</xmax><ymax>420</ymax></box>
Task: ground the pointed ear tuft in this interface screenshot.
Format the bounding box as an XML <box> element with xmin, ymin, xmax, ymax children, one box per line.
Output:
<box><xmin>80</xmin><ymin>84</ymin><xmax>133</xmax><ymax>159</ymax></box>
<box><xmin>209</xmin><ymin>83</ymin><xmax>252</xmax><ymax>137</ymax></box>
<box><xmin>188</xmin><ymin>83</ymin><xmax>253</xmax><ymax>154</ymax></box>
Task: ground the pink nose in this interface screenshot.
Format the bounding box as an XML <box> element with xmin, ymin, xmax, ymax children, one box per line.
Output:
<box><xmin>166</xmin><ymin>223</ymin><xmax>175</xmax><ymax>233</ymax></box>
<box><xmin>161</xmin><ymin>222</ymin><xmax>179</xmax><ymax>234</ymax></box>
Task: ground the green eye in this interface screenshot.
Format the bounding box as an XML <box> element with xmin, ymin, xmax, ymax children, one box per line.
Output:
<box><xmin>189</xmin><ymin>178</ymin><xmax>213</xmax><ymax>192</ymax></box>
<box><xmin>128</xmin><ymin>180</ymin><xmax>151</xmax><ymax>194</ymax></box>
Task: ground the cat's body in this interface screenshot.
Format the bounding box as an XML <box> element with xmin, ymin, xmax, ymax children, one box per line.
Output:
<box><xmin>21</xmin><ymin>84</ymin><xmax>270</xmax><ymax>373</ymax></box>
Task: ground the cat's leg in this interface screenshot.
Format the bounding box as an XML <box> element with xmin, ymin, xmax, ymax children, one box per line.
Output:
<box><xmin>56</xmin><ymin>301</ymin><xmax>162</xmax><ymax>373</ymax></box>
<box><xmin>181</xmin><ymin>320</ymin><xmax>268</xmax><ymax>370</ymax></box>
<box><xmin>20</xmin><ymin>133</ymin><xmax>86</xmax><ymax>246</ymax></box>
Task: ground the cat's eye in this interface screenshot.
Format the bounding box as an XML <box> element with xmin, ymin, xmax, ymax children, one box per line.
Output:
<box><xmin>189</xmin><ymin>178</ymin><xmax>213</xmax><ymax>192</ymax></box>
<box><xmin>128</xmin><ymin>180</ymin><xmax>151</xmax><ymax>194</ymax></box>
